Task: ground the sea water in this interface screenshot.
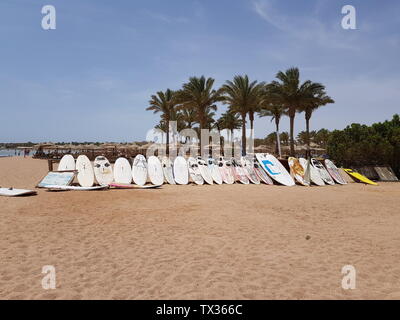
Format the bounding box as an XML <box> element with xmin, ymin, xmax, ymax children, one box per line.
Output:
<box><xmin>0</xmin><ymin>149</ymin><xmax>28</xmax><ymax>157</ymax></box>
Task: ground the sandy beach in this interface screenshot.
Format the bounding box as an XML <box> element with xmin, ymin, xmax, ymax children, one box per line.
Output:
<box><xmin>0</xmin><ymin>157</ymin><xmax>399</xmax><ymax>300</ymax></box>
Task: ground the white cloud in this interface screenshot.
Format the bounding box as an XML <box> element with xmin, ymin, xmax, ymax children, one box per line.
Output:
<box><xmin>252</xmin><ymin>0</ymin><xmax>359</xmax><ymax>51</ymax></box>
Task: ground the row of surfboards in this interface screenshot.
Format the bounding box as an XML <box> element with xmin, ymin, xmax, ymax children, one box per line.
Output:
<box><xmin>54</xmin><ymin>153</ymin><xmax>378</xmax><ymax>189</ymax></box>
<box><xmin>0</xmin><ymin>153</ymin><xmax>378</xmax><ymax>196</ymax></box>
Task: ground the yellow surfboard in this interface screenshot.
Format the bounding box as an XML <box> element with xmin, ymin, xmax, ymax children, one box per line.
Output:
<box><xmin>343</xmin><ymin>169</ymin><xmax>378</xmax><ymax>185</ymax></box>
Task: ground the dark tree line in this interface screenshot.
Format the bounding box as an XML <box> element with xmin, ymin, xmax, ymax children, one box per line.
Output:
<box><xmin>327</xmin><ymin>114</ymin><xmax>400</xmax><ymax>176</ymax></box>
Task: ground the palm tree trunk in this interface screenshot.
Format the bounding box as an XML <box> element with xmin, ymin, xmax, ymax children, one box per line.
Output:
<box><xmin>231</xmin><ymin>129</ymin><xmax>234</xmax><ymax>157</ymax></box>
<box><xmin>241</xmin><ymin>114</ymin><xmax>246</xmax><ymax>156</ymax></box>
<box><xmin>306</xmin><ymin>115</ymin><xmax>311</xmax><ymax>159</ymax></box>
<box><xmin>166</xmin><ymin>119</ymin><xmax>170</xmax><ymax>156</ymax></box>
<box><xmin>249</xmin><ymin>117</ymin><xmax>254</xmax><ymax>155</ymax></box>
<box><xmin>218</xmin><ymin>128</ymin><xmax>224</xmax><ymax>157</ymax></box>
<box><xmin>289</xmin><ymin>108</ymin><xmax>295</xmax><ymax>156</ymax></box>
<box><xmin>275</xmin><ymin>118</ymin><xmax>282</xmax><ymax>158</ymax></box>
<box><xmin>199</xmin><ymin>115</ymin><xmax>205</xmax><ymax>157</ymax></box>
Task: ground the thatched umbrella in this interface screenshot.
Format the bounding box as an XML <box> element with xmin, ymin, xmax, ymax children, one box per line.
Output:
<box><xmin>126</xmin><ymin>143</ymin><xmax>139</xmax><ymax>149</ymax></box>
<box><xmin>33</xmin><ymin>143</ymin><xmax>56</xmax><ymax>150</ymax></box>
<box><xmin>17</xmin><ymin>146</ymin><xmax>33</xmax><ymax>150</ymax></box>
<box><xmin>101</xmin><ymin>144</ymin><xmax>118</xmax><ymax>148</ymax></box>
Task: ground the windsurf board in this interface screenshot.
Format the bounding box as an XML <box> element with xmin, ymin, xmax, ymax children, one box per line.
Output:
<box><xmin>207</xmin><ymin>157</ymin><xmax>223</xmax><ymax>185</ymax></box>
<box><xmin>94</xmin><ymin>156</ymin><xmax>114</xmax><ymax>186</ymax></box>
<box><xmin>132</xmin><ymin>154</ymin><xmax>148</xmax><ymax>186</ymax></box>
<box><xmin>220</xmin><ymin>157</ymin><xmax>235</xmax><ymax>184</ymax></box>
<box><xmin>45</xmin><ymin>185</ymin><xmax>108</xmax><ymax>191</ymax></box>
<box><xmin>374</xmin><ymin>167</ymin><xmax>399</xmax><ymax>182</ymax></box>
<box><xmin>299</xmin><ymin>158</ymin><xmax>325</xmax><ymax>186</ymax></box>
<box><xmin>161</xmin><ymin>157</ymin><xmax>175</xmax><ymax>185</ymax></box>
<box><xmin>173</xmin><ymin>156</ymin><xmax>189</xmax><ymax>185</ymax></box>
<box><xmin>76</xmin><ymin>155</ymin><xmax>95</xmax><ymax>187</ymax></box>
<box><xmin>256</xmin><ymin>153</ymin><xmax>295</xmax><ymax>186</ymax></box>
<box><xmin>114</xmin><ymin>157</ymin><xmax>132</xmax><ymax>184</ymax></box>
<box><xmin>288</xmin><ymin>157</ymin><xmax>309</xmax><ymax>186</ymax></box>
<box><xmin>58</xmin><ymin>154</ymin><xmax>75</xmax><ymax>171</ymax></box>
<box><xmin>37</xmin><ymin>171</ymin><xmax>75</xmax><ymax>188</ymax></box>
<box><xmin>109</xmin><ymin>183</ymin><xmax>161</xmax><ymax>189</ymax></box>
<box><xmin>324</xmin><ymin>159</ymin><xmax>347</xmax><ymax>185</ymax></box>
<box><xmin>338</xmin><ymin>168</ymin><xmax>355</xmax><ymax>183</ymax></box>
<box><xmin>241</xmin><ymin>157</ymin><xmax>260</xmax><ymax>184</ymax></box>
<box><xmin>0</xmin><ymin>188</ymin><xmax>37</xmax><ymax>197</ymax></box>
<box><xmin>343</xmin><ymin>169</ymin><xmax>378</xmax><ymax>185</ymax></box>
<box><xmin>231</xmin><ymin>158</ymin><xmax>249</xmax><ymax>184</ymax></box>
<box><xmin>311</xmin><ymin>158</ymin><xmax>335</xmax><ymax>185</ymax></box>
<box><xmin>188</xmin><ymin>157</ymin><xmax>204</xmax><ymax>185</ymax></box>
<box><xmin>197</xmin><ymin>157</ymin><xmax>213</xmax><ymax>185</ymax></box>
<box><xmin>147</xmin><ymin>156</ymin><xmax>164</xmax><ymax>186</ymax></box>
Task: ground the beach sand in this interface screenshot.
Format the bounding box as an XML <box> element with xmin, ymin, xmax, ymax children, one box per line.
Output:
<box><xmin>0</xmin><ymin>157</ymin><xmax>399</xmax><ymax>300</ymax></box>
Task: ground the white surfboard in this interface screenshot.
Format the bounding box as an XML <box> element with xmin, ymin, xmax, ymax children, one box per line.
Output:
<box><xmin>325</xmin><ymin>159</ymin><xmax>347</xmax><ymax>185</ymax></box>
<box><xmin>221</xmin><ymin>158</ymin><xmax>235</xmax><ymax>184</ymax></box>
<box><xmin>311</xmin><ymin>158</ymin><xmax>335</xmax><ymax>185</ymax></box>
<box><xmin>241</xmin><ymin>157</ymin><xmax>260</xmax><ymax>184</ymax></box>
<box><xmin>0</xmin><ymin>187</ymin><xmax>37</xmax><ymax>197</ymax></box>
<box><xmin>197</xmin><ymin>157</ymin><xmax>213</xmax><ymax>185</ymax></box>
<box><xmin>76</xmin><ymin>155</ymin><xmax>95</xmax><ymax>187</ymax></box>
<box><xmin>207</xmin><ymin>157</ymin><xmax>223</xmax><ymax>185</ymax></box>
<box><xmin>173</xmin><ymin>156</ymin><xmax>189</xmax><ymax>185</ymax></box>
<box><xmin>45</xmin><ymin>185</ymin><xmax>108</xmax><ymax>191</ymax></box>
<box><xmin>299</xmin><ymin>158</ymin><xmax>325</xmax><ymax>186</ymax></box>
<box><xmin>94</xmin><ymin>156</ymin><xmax>114</xmax><ymax>186</ymax></box>
<box><xmin>161</xmin><ymin>157</ymin><xmax>175</xmax><ymax>185</ymax></box>
<box><xmin>255</xmin><ymin>153</ymin><xmax>295</xmax><ymax>186</ymax></box>
<box><xmin>288</xmin><ymin>157</ymin><xmax>309</xmax><ymax>186</ymax></box>
<box><xmin>147</xmin><ymin>156</ymin><xmax>164</xmax><ymax>186</ymax></box>
<box><xmin>37</xmin><ymin>171</ymin><xmax>75</xmax><ymax>188</ymax></box>
<box><xmin>58</xmin><ymin>154</ymin><xmax>75</xmax><ymax>171</ymax></box>
<box><xmin>114</xmin><ymin>157</ymin><xmax>132</xmax><ymax>184</ymax></box>
<box><xmin>252</xmin><ymin>158</ymin><xmax>273</xmax><ymax>185</ymax></box>
<box><xmin>216</xmin><ymin>157</ymin><xmax>229</xmax><ymax>184</ymax></box>
<box><xmin>231</xmin><ymin>158</ymin><xmax>249</xmax><ymax>184</ymax></box>
<box><xmin>109</xmin><ymin>183</ymin><xmax>161</xmax><ymax>189</ymax></box>
<box><xmin>132</xmin><ymin>154</ymin><xmax>148</xmax><ymax>186</ymax></box>
<box><xmin>188</xmin><ymin>157</ymin><xmax>204</xmax><ymax>185</ymax></box>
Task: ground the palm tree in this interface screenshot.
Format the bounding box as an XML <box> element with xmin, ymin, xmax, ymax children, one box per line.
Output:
<box><xmin>221</xmin><ymin>75</ymin><xmax>264</xmax><ymax>155</ymax></box>
<box><xmin>205</xmin><ymin>109</ymin><xmax>216</xmax><ymax>130</ymax></box>
<box><xmin>168</xmin><ymin>109</ymin><xmax>186</xmax><ymax>144</ymax></box>
<box><xmin>314</xmin><ymin>128</ymin><xmax>331</xmax><ymax>149</ymax></box>
<box><xmin>280</xmin><ymin>132</ymin><xmax>289</xmax><ymax>146</ymax></box>
<box><xmin>258</xmin><ymin>103</ymin><xmax>285</xmax><ymax>158</ymax></box>
<box><xmin>299</xmin><ymin>90</ymin><xmax>334</xmax><ymax>156</ymax></box>
<box><xmin>146</xmin><ymin>89</ymin><xmax>179</xmax><ymax>155</ymax></box>
<box><xmin>181</xmin><ymin>107</ymin><xmax>197</xmax><ymax>129</ymax></box>
<box><xmin>265</xmin><ymin>132</ymin><xmax>277</xmax><ymax>145</ymax></box>
<box><xmin>296</xmin><ymin>131</ymin><xmax>309</xmax><ymax>145</ymax></box>
<box><xmin>154</xmin><ymin>120</ymin><xmax>168</xmax><ymax>144</ymax></box>
<box><xmin>178</xmin><ymin>76</ymin><xmax>224</xmax><ymax>154</ymax></box>
<box><xmin>218</xmin><ymin>111</ymin><xmax>243</xmax><ymax>154</ymax></box>
<box><xmin>268</xmin><ymin>68</ymin><xmax>324</xmax><ymax>156</ymax></box>
<box><xmin>179</xmin><ymin>107</ymin><xmax>198</xmax><ymax>144</ymax></box>
<box><xmin>297</xmin><ymin>130</ymin><xmax>317</xmax><ymax>145</ymax></box>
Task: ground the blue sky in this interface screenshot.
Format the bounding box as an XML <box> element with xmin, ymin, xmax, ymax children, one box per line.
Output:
<box><xmin>0</xmin><ymin>0</ymin><xmax>399</xmax><ymax>142</ymax></box>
